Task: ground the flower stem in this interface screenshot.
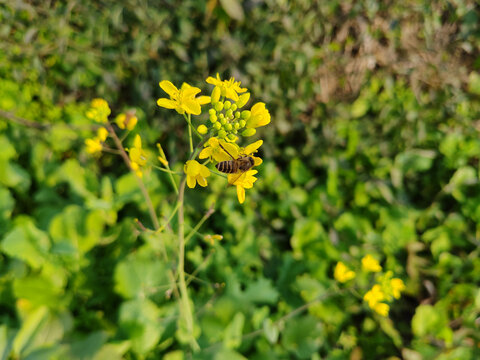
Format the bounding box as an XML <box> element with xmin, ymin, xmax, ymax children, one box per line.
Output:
<box><xmin>177</xmin><ymin>178</ymin><xmax>200</xmax><ymax>351</ymax></box>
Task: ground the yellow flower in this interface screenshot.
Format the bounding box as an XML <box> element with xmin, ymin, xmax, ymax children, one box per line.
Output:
<box><xmin>157</xmin><ymin>81</ymin><xmax>210</xmax><ymax>115</ymax></box>
<box><xmin>204</xmin><ymin>234</ymin><xmax>223</xmax><ymax>245</ymax></box>
<box><xmin>184</xmin><ymin>160</ymin><xmax>211</xmax><ymax>188</ymax></box>
<box><xmin>361</xmin><ymin>254</ymin><xmax>382</xmax><ymax>272</ymax></box>
<box><xmin>241</xmin><ymin>140</ymin><xmax>263</xmax><ymax>167</ymax></box>
<box><xmin>85</xmin><ymin>138</ymin><xmax>102</xmax><ymax>155</ymax></box>
<box><xmin>372</xmin><ymin>302</ymin><xmax>390</xmax><ymax>316</ymax></box>
<box><xmin>363</xmin><ymin>285</ymin><xmax>385</xmax><ymax>308</ymax></box>
<box><xmin>86</xmin><ymin>98</ymin><xmax>111</xmax><ymax>123</ymax></box>
<box><xmin>246</xmin><ymin>102</ymin><xmax>270</xmax><ymax>129</ymax></box>
<box><xmin>391</xmin><ymin>278</ymin><xmax>405</xmax><ymax>299</ymax></box>
<box><xmin>334</xmin><ymin>262</ymin><xmax>356</xmax><ymax>283</ymax></box>
<box><xmin>97</xmin><ymin>127</ymin><xmax>108</xmax><ymax>142</ymax></box>
<box><xmin>128</xmin><ymin>135</ymin><xmax>147</xmax><ymax>178</ymax></box>
<box><xmin>115</xmin><ymin>112</ymin><xmax>138</xmax><ymax>130</ymax></box>
<box><xmin>229</xmin><ymin>169</ymin><xmax>258</xmax><ymax>204</ymax></box>
<box><xmin>199</xmin><ymin>137</ymin><xmax>240</xmax><ymax>162</ymax></box>
<box><xmin>206</xmin><ymin>73</ymin><xmax>247</xmax><ymax>101</ymax></box>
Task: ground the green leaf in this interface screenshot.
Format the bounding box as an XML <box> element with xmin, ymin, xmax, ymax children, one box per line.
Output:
<box><xmin>13</xmin><ymin>275</ymin><xmax>63</xmax><ymax>307</ymax></box>
<box><xmin>0</xmin><ymin>186</ymin><xmax>14</xmax><ymax>231</ymax></box>
<box><xmin>263</xmin><ymin>318</ymin><xmax>279</xmax><ymax>344</ymax></box>
<box><xmin>223</xmin><ymin>312</ymin><xmax>244</xmax><ymax>349</ymax></box>
<box><xmin>468</xmin><ymin>71</ymin><xmax>480</xmax><ymax>95</ymax></box>
<box><xmin>219</xmin><ymin>0</ymin><xmax>244</xmax><ymax>21</ymax></box>
<box><xmin>289</xmin><ymin>158</ymin><xmax>312</xmax><ymax>185</ymax></box>
<box><xmin>67</xmin><ymin>331</ymin><xmax>108</xmax><ymax>360</ymax></box>
<box><xmin>119</xmin><ymin>299</ymin><xmax>163</xmax><ymax>355</ymax></box>
<box><xmin>1</xmin><ymin>220</ymin><xmax>50</xmax><ymax>269</ymax></box>
<box><xmin>114</xmin><ymin>253</ymin><xmax>168</xmax><ymax>299</ymax></box>
<box><xmin>12</xmin><ymin>307</ymin><xmax>72</xmax><ymax>358</ymax></box>
<box><xmin>281</xmin><ymin>316</ymin><xmax>323</xmax><ymax>359</ymax></box>
<box><xmin>244</xmin><ymin>278</ymin><xmax>279</xmax><ymax>304</ymax></box>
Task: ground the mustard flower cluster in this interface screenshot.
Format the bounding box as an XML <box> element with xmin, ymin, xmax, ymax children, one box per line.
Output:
<box><xmin>157</xmin><ymin>74</ymin><xmax>270</xmax><ymax>204</ymax></box>
<box><xmin>334</xmin><ymin>255</ymin><xmax>406</xmax><ymax>317</ymax></box>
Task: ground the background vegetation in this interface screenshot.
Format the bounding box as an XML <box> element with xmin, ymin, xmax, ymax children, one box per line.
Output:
<box><xmin>1</xmin><ymin>0</ymin><xmax>480</xmax><ymax>359</ymax></box>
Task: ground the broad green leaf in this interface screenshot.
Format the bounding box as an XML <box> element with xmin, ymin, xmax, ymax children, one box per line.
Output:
<box><xmin>119</xmin><ymin>299</ymin><xmax>163</xmax><ymax>355</ymax></box>
<box><xmin>214</xmin><ymin>348</ymin><xmax>247</xmax><ymax>360</ymax></box>
<box><xmin>219</xmin><ymin>0</ymin><xmax>244</xmax><ymax>21</ymax></box>
<box><xmin>114</xmin><ymin>254</ymin><xmax>168</xmax><ymax>299</ymax></box>
<box><xmin>13</xmin><ymin>275</ymin><xmax>63</xmax><ymax>307</ymax></box>
<box><xmin>0</xmin><ymin>186</ymin><xmax>14</xmax><ymax>230</ymax></box>
<box><xmin>67</xmin><ymin>331</ymin><xmax>108</xmax><ymax>360</ymax></box>
<box><xmin>281</xmin><ymin>316</ymin><xmax>323</xmax><ymax>359</ymax></box>
<box><xmin>223</xmin><ymin>312</ymin><xmax>244</xmax><ymax>349</ymax></box>
<box><xmin>1</xmin><ymin>220</ymin><xmax>50</xmax><ymax>269</ymax></box>
<box><xmin>244</xmin><ymin>278</ymin><xmax>279</xmax><ymax>304</ymax></box>
<box><xmin>289</xmin><ymin>158</ymin><xmax>312</xmax><ymax>185</ymax></box>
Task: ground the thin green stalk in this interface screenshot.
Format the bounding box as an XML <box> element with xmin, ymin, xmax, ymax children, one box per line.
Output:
<box><xmin>183</xmin><ymin>113</ymin><xmax>203</xmax><ymax>140</ymax></box>
<box><xmin>185</xmin><ymin>206</ymin><xmax>215</xmax><ymax>244</ymax></box>
<box><xmin>177</xmin><ymin>179</ymin><xmax>200</xmax><ymax>351</ymax></box>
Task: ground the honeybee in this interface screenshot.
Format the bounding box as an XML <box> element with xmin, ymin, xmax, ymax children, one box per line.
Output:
<box><xmin>216</xmin><ymin>144</ymin><xmax>255</xmax><ymax>177</ymax></box>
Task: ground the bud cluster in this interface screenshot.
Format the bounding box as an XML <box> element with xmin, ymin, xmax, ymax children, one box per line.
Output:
<box><xmin>199</xmin><ymin>87</ymin><xmax>255</xmax><ymax>142</ymax></box>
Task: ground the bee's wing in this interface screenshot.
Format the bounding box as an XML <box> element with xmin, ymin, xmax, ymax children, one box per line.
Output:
<box><xmin>228</xmin><ymin>170</ymin><xmax>244</xmax><ymax>186</ymax></box>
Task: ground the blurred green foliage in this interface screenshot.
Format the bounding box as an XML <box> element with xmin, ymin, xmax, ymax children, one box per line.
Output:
<box><xmin>1</xmin><ymin>0</ymin><xmax>480</xmax><ymax>359</ymax></box>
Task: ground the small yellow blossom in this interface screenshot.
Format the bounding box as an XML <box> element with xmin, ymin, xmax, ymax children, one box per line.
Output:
<box><xmin>363</xmin><ymin>285</ymin><xmax>385</xmax><ymax>308</ymax></box>
<box><xmin>229</xmin><ymin>169</ymin><xmax>258</xmax><ymax>204</ymax></box>
<box><xmin>204</xmin><ymin>234</ymin><xmax>223</xmax><ymax>245</ymax></box>
<box><xmin>197</xmin><ymin>124</ymin><xmax>208</xmax><ymax>135</ymax></box>
<box><xmin>199</xmin><ymin>137</ymin><xmax>240</xmax><ymax>162</ymax></box>
<box><xmin>391</xmin><ymin>278</ymin><xmax>405</xmax><ymax>299</ymax></box>
<box><xmin>184</xmin><ymin>160</ymin><xmax>211</xmax><ymax>188</ymax></box>
<box><xmin>246</xmin><ymin>102</ymin><xmax>270</xmax><ymax>129</ymax></box>
<box><xmin>156</xmin><ymin>143</ymin><xmax>169</xmax><ymax>167</ymax></box>
<box><xmin>115</xmin><ymin>112</ymin><xmax>138</xmax><ymax>130</ymax></box>
<box><xmin>372</xmin><ymin>302</ymin><xmax>390</xmax><ymax>316</ymax></box>
<box><xmin>97</xmin><ymin>127</ymin><xmax>108</xmax><ymax>142</ymax></box>
<box><xmin>206</xmin><ymin>73</ymin><xmax>247</xmax><ymax>101</ymax></box>
<box><xmin>86</xmin><ymin>98</ymin><xmax>111</xmax><ymax>123</ymax></box>
<box><xmin>128</xmin><ymin>134</ymin><xmax>147</xmax><ymax>178</ymax></box>
<box><xmin>334</xmin><ymin>262</ymin><xmax>356</xmax><ymax>283</ymax></box>
<box><xmin>85</xmin><ymin>138</ymin><xmax>102</xmax><ymax>155</ymax></box>
<box><xmin>361</xmin><ymin>254</ymin><xmax>382</xmax><ymax>272</ymax></box>
<box><xmin>157</xmin><ymin>81</ymin><xmax>210</xmax><ymax>115</ymax></box>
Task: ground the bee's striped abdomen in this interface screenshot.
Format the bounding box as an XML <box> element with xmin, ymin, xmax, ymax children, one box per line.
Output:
<box><xmin>216</xmin><ymin>161</ymin><xmax>239</xmax><ymax>173</ymax></box>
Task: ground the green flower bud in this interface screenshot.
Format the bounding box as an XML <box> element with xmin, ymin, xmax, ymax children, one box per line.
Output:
<box><xmin>241</xmin><ymin>110</ymin><xmax>251</xmax><ymax>120</ymax></box>
<box><xmin>209</xmin><ymin>114</ymin><xmax>218</xmax><ymax>123</ymax></box>
<box><xmin>239</xmin><ymin>119</ymin><xmax>246</xmax><ymax>128</ymax></box>
<box><xmin>215</xmin><ymin>102</ymin><xmax>224</xmax><ymax>112</ymax></box>
<box><xmin>197</xmin><ymin>124</ymin><xmax>208</xmax><ymax>135</ymax></box>
<box><xmin>236</xmin><ymin>93</ymin><xmax>250</xmax><ymax>108</ymax></box>
<box><xmin>226</xmin><ymin>109</ymin><xmax>233</xmax><ymax>118</ymax></box>
<box><xmin>224</xmin><ymin>101</ymin><xmax>231</xmax><ymax>110</ymax></box>
<box><xmin>219</xmin><ymin>113</ymin><xmax>225</xmax><ymax>119</ymax></box>
<box><xmin>231</xmin><ymin>104</ymin><xmax>238</xmax><ymax>111</ymax></box>
<box><xmin>220</xmin><ymin>117</ymin><xmax>227</xmax><ymax>125</ymax></box>
<box><xmin>225</xmin><ymin>123</ymin><xmax>233</xmax><ymax>131</ymax></box>
<box><xmin>218</xmin><ymin>130</ymin><xmax>227</xmax><ymax>139</ymax></box>
<box><xmin>233</xmin><ymin>128</ymin><xmax>238</xmax><ymax>134</ymax></box>
<box><xmin>211</xmin><ymin>86</ymin><xmax>221</xmax><ymax>103</ymax></box>
<box><xmin>242</xmin><ymin>128</ymin><xmax>256</xmax><ymax>137</ymax></box>
<box><xmin>214</xmin><ymin>122</ymin><xmax>222</xmax><ymax>130</ymax></box>
<box><xmin>234</xmin><ymin>122</ymin><xmax>240</xmax><ymax>130</ymax></box>
<box><xmin>208</xmin><ymin>108</ymin><xmax>216</xmax><ymax>116</ymax></box>
<box><xmin>235</xmin><ymin>111</ymin><xmax>241</xmax><ymax>118</ymax></box>
<box><xmin>227</xmin><ymin>134</ymin><xmax>236</xmax><ymax>141</ymax></box>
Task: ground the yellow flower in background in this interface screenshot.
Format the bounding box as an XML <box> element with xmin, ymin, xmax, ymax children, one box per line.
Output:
<box><xmin>228</xmin><ymin>169</ymin><xmax>258</xmax><ymax>204</ymax></box>
<box><xmin>199</xmin><ymin>137</ymin><xmax>240</xmax><ymax>162</ymax></box>
<box><xmin>246</xmin><ymin>102</ymin><xmax>270</xmax><ymax>129</ymax></box>
<box><xmin>128</xmin><ymin>134</ymin><xmax>147</xmax><ymax>178</ymax></box>
<box><xmin>184</xmin><ymin>160</ymin><xmax>211</xmax><ymax>188</ymax></box>
<box><xmin>85</xmin><ymin>138</ymin><xmax>102</xmax><ymax>155</ymax></box>
<box><xmin>115</xmin><ymin>111</ymin><xmax>138</xmax><ymax>130</ymax></box>
<box><xmin>86</xmin><ymin>98</ymin><xmax>111</xmax><ymax>123</ymax></box>
<box><xmin>372</xmin><ymin>302</ymin><xmax>390</xmax><ymax>316</ymax></box>
<box><xmin>334</xmin><ymin>262</ymin><xmax>356</xmax><ymax>283</ymax></box>
<box><xmin>97</xmin><ymin>127</ymin><xmax>108</xmax><ymax>142</ymax></box>
<box><xmin>204</xmin><ymin>234</ymin><xmax>223</xmax><ymax>245</ymax></box>
<box><xmin>206</xmin><ymin>73</ymin><xmax>247</xmax><ymax>101</ymax></box>
<box><xmin>364</xmin><ymin>284</ymin><xmax>385</xmax><ymax>308</ymax></box>
<box><xmin>391</xmin><ymin>278</ymin><xmax>405</xmax><ymax>299</ymax></box>
<box><xmin>157</xmin><ymin>81</ymin><xmax>210</xmax><ymax>115</ymax></box>
<box><xmin>361</xmin><ymin>254</ymin><xmax>382</xmax><ymax>272</ymax></box>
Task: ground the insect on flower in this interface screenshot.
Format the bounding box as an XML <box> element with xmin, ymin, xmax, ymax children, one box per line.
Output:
<box><xmin>216</xmin><ymin>143</ymin><xmax>255</xmax><ymax>181</ymax></box>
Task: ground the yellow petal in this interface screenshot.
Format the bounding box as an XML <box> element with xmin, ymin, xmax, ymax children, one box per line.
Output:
<box><xmin>236</xmin><ymin>185</ymin><xmax>245</xmax><ymax>204</ymax></box>
<box><xmin>197</xmin><ymin>175</ymin><xmax>208</xmax><ymax>187</ymax></box>
<box><xmin>199</xmin><ymin>165</ymin><xmax>211</xmax><ymax>177</ymax></box>
<box><xmin>198</xmin><ymin>148</ymin><xmax>212</xmax><ymax>159</ymax></box>
<box><xmin>159</xmin><ymin>81</ymin><xmax>178</xmax><ymax>97</ymax></box>
<box><xmin>182</xmin><ymin>100</ymin><xmax>201</xmax><ymax>115</ymax></box>
<box><xmin>187</xmin><ymin>175</ymin><xmax>196</xmax><ymax>188</ymax></box>
<box><xmin>133</xmin><ymin>134</ymin><xmax>142</xmax><ymax>149</ymax></box>
<box><xmin>197</xmin><ymin>95</ymin><xmax>211</xmax><ymax>105</ymax></box>
<box><xmin>244</xmin><ymin>140</ymin><xmax>263</xmax><ymax>155</ymax></box>
<box><xmin>157</xmin><ymin>98</ymin><xmax>177</xmax><ymax>109</ymax></box>
<box><xmin>253</xmin><ymin>156</ymin><xmax>262</xmax><ymax>166</ymax></box>
<box><xmin>182</xmin><ymin>86</ymin><xmax>201</xmax><ymax>98</ymax></box>
<box><xmin>225</xmin><ymin>88</ymin><xmax>239</xmax><ymax>101</ymax></box>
